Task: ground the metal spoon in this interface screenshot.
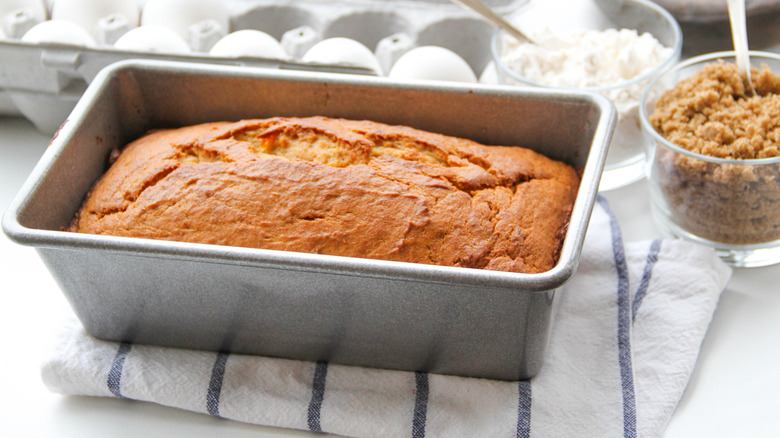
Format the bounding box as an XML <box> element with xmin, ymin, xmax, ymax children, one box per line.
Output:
<box><xmin>450</xmin><ymin>0</ymin><xmax>535</xmax><ymax>45</ymax></box>
<box><xmin>727</xmin><ymin>0</ymin><xmax>756</xmax><ymax>96</ymax></box>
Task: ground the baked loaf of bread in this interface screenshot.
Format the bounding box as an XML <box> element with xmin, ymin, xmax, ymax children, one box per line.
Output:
<box><xmin>70</xmin><ymin>117</ymin><xmax>580</xmax><ymax>274</ymax></box>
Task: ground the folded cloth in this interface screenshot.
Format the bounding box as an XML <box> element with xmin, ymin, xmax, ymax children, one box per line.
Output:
<box><xmin>41</xmin><ymin>197</ymin><xmax>732</xmax><ymax>438</ymax></box>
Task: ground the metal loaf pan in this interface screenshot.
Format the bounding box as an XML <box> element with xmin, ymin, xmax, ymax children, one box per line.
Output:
<box><xmin>2</xmin><ymin>60</ymin><xmax>615</xmax><ymax>380</ymax></box>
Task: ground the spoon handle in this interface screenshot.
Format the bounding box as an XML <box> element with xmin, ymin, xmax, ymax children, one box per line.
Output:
<box><xmin>726</xmin><ymin>0</ymin><xmax>756</xmax><ymax>95</ymax></box>
<box><xmin>450</xmin><ymin>0</ymin><xmax>535</xmax><ymax>44</ymax></box>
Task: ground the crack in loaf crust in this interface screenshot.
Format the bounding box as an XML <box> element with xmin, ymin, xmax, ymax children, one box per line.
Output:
<box><xmin>70</xmin><ymin>116</ymin><xmax>581</xmax><ymax>274</ymax></box>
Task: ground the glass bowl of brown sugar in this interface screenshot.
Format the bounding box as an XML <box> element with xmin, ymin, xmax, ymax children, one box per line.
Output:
<box><xmin>640</xmin><ymin>51</ymin><xmax>780</xmax><ymax>268</ymax></box>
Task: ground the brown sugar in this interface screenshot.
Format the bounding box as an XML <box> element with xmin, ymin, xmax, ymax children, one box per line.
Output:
<box><xmin>650</xmin><ymin>61</ymin><xmax>780</xmax><ymax>159</ymax></box>
<box><xmin>649</xmin><ymin>61</ymin><xmax>780</xmax><ymax>245</ymax></box>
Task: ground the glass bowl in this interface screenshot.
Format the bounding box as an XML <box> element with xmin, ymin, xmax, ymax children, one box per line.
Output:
<box><xmin>640</xmin><ymin>51</ymin><xmax>780</xmax><ymax>268</ymax></box>
<box><xmin>491</xmin><ymin>0</ymin><xmax>682</xmax><ymax>191</ymax></box>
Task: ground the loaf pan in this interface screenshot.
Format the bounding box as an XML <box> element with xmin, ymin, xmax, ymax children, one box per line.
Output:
<box><xmin>2</xmin><ymin>60</ymin><xmax>615</xmax><ymax>380</ymax></box>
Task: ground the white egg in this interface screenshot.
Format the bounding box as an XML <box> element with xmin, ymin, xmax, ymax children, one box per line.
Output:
<box><xmin>479</xmin><ymin>61</ymin><xmax>499</xmax><ymax>84</ymax></box>
<box><xmin>141</xmin><ymin>0</ymin><xmax>229</xmax><ymax>39</ymax></box>
<box><xmin>209</xmin><ymin>29</ymin><xmax>287</xmax><ymax>59</ymax></box>
<box><xmin>0</xmin><ymin>0</ymin><xmax>47</xmax><ymax>22</ymax></box>
<box><xmin>389</xmin><ymin>46</ymin><xmax>477</xmax><ymax>83</ymax></box>
<box><xmin>302</xmin><ymin>37</ymin><xmax>382</xmax><ymax>74</ymax></box>
<box><xmin>21</xmin><ymin>19</ymin><xmax>95</xmax><ymax>46</ymax></box>
<box><xmin>114</xmin><ymin>24</ymin><xmax>189</xmax><ymax>53</ymax></box>
<box><xmin>51</xmin><ymin>0</ymin><xmax>139</xmax><ymax>35</ymax></box>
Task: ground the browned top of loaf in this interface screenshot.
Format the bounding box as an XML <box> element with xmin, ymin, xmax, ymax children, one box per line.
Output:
<box><xmin>70</xmin><ymin>117</ymin><xmax>580</xmax><ymax>274</ymax></box>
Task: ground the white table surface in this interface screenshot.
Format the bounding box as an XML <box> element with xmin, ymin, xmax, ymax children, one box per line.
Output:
<box><xmin>2</xmin><ymin>7</ymin><xmax>780</xmax><ymax>434</ymax></box>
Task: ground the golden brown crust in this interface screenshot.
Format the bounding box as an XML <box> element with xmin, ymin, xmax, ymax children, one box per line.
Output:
<box><xmin>70</xmin><ymin>117</ymin><xmax>580</xmax><ymax>274</ymax></box>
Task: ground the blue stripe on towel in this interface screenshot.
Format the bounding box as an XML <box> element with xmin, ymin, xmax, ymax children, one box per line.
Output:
<box><xmin>516</xmin><ymin>380</ymin><xmax>532</xmax><ymax>438</ymax></box>
<box><xmin>632</xmin><ymin>239</ymin><xmax>662</xmax><ymax>322</ymax></box>
<box><xmin>412</xmin><ymin>371</ymin><xmax>429</xmax><ymax>438</ymax></box>
<box><xmin>307</xmin><ymin>361</ymin><xmax>328</xmax><ymax>433</ymax></box>
<box><xmin>107</xmin><ymin>342</ymin><xmax>132</xmax><ymax>399</ymax></box>
<box><xmin>206</xmin><ymin>352</ymin><xmax>230</xmax><ymax>417</ymax></box>
<box><xmin>598</xmin><ymin>196</ymin><xmax>638</xmax><ymax>438</ymax></box>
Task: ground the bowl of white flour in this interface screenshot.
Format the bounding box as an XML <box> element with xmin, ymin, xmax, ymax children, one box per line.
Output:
<box><xmin>490</xmin><ymin>0</ymin><xmax>682</xmax><ymax>191</ymax></box>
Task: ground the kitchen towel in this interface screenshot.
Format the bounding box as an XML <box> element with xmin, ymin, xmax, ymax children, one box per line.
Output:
<box><xmin>40</xmin><ymin>197</ymin><xmax>732</xmax><ymax>438</ymax></box>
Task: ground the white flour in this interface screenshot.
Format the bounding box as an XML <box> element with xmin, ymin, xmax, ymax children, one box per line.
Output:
<box><xmin>499</xmin><ymin>27</ymin><xmax>674</xmax><ymax>171</ymax></box>
<box><xmin>500</xmin><ymin>27</ymin><xmax>673</xmax><ymax>114</ymax></box>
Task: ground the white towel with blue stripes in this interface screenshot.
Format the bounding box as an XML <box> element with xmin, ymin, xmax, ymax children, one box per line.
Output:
<box><xmin>41</xmin><ymin>198</ymin><xmax>732</xmax><ymax>438</ymax></box>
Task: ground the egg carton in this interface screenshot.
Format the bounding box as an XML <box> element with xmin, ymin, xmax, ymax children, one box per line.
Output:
<box><xmin>0</xmin><ymin>0</ymin><xmax>526</xmax><ymax>134</ymax></box>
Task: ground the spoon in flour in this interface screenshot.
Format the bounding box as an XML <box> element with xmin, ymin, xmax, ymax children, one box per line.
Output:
<box><xmin>727</xmin><ymin>0</ymin><xmax>756</xmax><ymax>96</ymax></box>
<box><xmin>450</xmin><ymin>0</ymin><xmax>536</xmax><ymax>45</ymax></box>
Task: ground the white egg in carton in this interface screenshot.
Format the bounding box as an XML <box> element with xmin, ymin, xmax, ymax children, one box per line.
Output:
<box><xmin>0</xmin><ymin>0</ymin><xmax>526</xmax><ymax>133</ymax></box>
